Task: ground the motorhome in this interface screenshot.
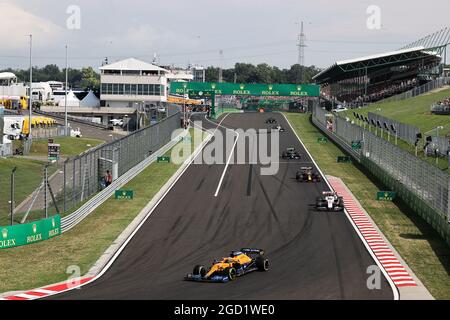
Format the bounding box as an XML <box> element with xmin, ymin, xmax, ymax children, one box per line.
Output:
<box><xmin>32</xmin><ymin>82</ymin><xmax>53</xmax><ymax>102</ymax></box>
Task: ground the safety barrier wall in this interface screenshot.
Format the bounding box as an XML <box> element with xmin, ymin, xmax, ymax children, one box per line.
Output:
<box><xmin>312</xmin><ymin>107</ymin><xmax>450</xmax><ymax>246</ymax></box>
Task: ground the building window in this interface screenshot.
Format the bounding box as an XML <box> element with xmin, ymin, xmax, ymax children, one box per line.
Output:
<box><xmin>101</xmin><ymin>83</ymin><xmax>107</xmax><ymax>94</ymax></box>
<box><xmin>124</xmin><ymin>84</ymin><xmax>131</xmax><ymax>95</ymax></box>
<box><xmin>118</xmin><ymin>84</ymin><xmax>124</xmax><ymax>94</ymax></box>
<box><xmin>130</xmin><ymin>84</ymin><xmax>137</xmax><ymax>95</ymax></box>
<box><xmin>138</xmin><ymin>84</ymin><xmax>144</xmax><ymax>95</ymax></box>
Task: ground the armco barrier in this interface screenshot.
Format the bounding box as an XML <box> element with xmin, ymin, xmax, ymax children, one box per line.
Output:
<box><xmin>311</xmin><ymin>113</ymin><xmax>450</xmax><ymax>246</ymax></box>
<box><xmin>0</xmin><ymin>215</ymin><xmax>61</xmax><ymax>250</ymax></box>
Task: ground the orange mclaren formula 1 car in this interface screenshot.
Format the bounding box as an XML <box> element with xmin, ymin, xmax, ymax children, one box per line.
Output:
<box><xmin>185</xmin><ymin>249</ymin><xmax>270</xmax><ymax>283</ymax></box>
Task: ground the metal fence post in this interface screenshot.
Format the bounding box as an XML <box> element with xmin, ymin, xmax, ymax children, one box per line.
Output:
<box><xmin>63</xmin><ymin>160</ymin><xmax>67</xmax><ymax>213</ymax></box>
<box><xmin>44</xmin><ymin>165</ymin><xmax>48</xmax><ymax>219</ymax></box>
<box><xmin>10</xmin><ymin>167</ymin><xmax>17</xmax><ymax>226</ymax></box>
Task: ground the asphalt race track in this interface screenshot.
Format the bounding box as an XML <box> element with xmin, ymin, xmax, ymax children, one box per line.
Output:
<box><xmin>51</xmin><ymin>112</ymin><xmax>394</xmax><ymax>300</ymax></box>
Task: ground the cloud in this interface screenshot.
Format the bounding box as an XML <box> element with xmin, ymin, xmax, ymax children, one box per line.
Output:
<box><xmin>0</xmin><ymin>2</ymin><xmax>64</xmax><ymax>48</ymax></box>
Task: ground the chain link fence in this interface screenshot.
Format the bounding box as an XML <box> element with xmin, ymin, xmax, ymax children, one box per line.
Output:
<box><xmin>61</xmin><ymin>111</ymin><xmax>180</xmax><ymax>213</ymax></box>
<box><xmin>312</xmin><ymin>106</ymin><xmax>450</xmax><ymax>245</ymax></box>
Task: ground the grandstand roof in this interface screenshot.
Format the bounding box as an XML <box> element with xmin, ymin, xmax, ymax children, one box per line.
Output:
<box><xmin>313</xmin><ymin>46</ymin><xmax>441</xmax><ymax>84</ymax></box>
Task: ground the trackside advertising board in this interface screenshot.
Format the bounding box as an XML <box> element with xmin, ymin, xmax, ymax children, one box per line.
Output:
<box><xmin>0</xmin><ymin>215</ymin><xmax>61</xmax><ymax>249</ymax></box>
<box><xmin>170</xmin><ymin>82</ymin><xmax>320</xmax><ymax>97</ymax></box>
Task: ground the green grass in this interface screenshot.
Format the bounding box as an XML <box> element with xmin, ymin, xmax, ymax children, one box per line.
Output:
<box><xmin>342</xmin><ymin>87</ymin><xmax>450</xmax><ymax>137</ymax></box>
<box><xmin>29</xmin><ymin>137</ymin><xmax>104</xmax><ymax>158</ymax></box>
<box><xmin>0</xmin><ymin>158</ymin><xmax>48</xmax><ymax>226</ymax></box>
<box><xmin>0</xmin><ymin>128</ymin><xmax>206</xmax><ymax>294</ymax></box>
<box><xmin>285</xmin><ymin>113</ymin><xmax>450</xmax><ymax>300</ymax></box>
<box><xmin>340</xmin><ymin>88</ymin><xmax>450</xmax><ymax>172</ymax></box>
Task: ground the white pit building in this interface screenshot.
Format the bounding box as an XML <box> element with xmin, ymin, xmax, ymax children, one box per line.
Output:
<box><xmin>100</xmin><ymin>58</ymin><xmax>169</xmax><ymax>109</ymax></box>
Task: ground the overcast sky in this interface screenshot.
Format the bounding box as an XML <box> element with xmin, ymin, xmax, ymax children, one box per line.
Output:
<box><xmin>0</xmin><ymin>0</ymin><xmax>449</xmax><ymax>70</ymax></box>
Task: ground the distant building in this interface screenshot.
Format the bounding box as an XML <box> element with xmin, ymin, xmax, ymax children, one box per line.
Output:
<box><xmin>192</xmin><ymin>66</ymin><xmax>206</xmax><ymax>83</ymax></box>
<box><xmin>99</xmin><ymin>57</ymin><xmax>169</xmax><ymax>108</ymax></box>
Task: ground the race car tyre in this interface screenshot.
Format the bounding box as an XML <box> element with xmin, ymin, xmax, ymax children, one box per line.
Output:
<box><xmin>228</xmin><ymin>268</ymin><xmax>237</xmax><ymax>281</ymax></box>
<box><xmin>193</xmin><ymin>265</ymin><xmax>206</xmax><ymax>277</ymax></box>
<box><xmin>256</xmin><ymin>256</ymin><xmax>270</xmax><ymax>271</ymax></box>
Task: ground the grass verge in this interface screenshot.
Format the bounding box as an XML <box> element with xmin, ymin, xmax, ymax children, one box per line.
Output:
<box><xmin>342</xmin><ymin>87</ymin><xmax>450</xmax><ymax>137</ymax></box>
<box><xmin>340</xmin><ymin>89</ymin><xmax>450</xmax><ymax>171</ymax></box>
<box><xmin>29</xmin><ymin>137</ymin><xmax>104</xmax><ymax>158</ymax></box>
<box><xmin>0</xmin><ymin>128</ymin><xmax>206</xmax><ymax>294</ymax></box>
<box><xmin>285</xmin><ymin>113</ymin><xmax>450</xmax><ymax>300</ymax></box>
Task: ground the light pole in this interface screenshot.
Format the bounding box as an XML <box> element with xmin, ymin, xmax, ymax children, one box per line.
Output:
<box><xmin>10</xmin><ymin>167</ymin><xmax>17</xmax><ymax>226</ymax></box>
<box><xmin>65</xmin><ymin>45</ymin><xmax>69</xmax><ymax>136</ymax></box>
<box><xmin>28</xmin><ymin>34</ymin><xmax>33</xmax><ymax>140</ymax></box>
<box><xmin>125</xmin><ymin>114</ymin><xmax>129</xmax><ymax>133</ymax></box>
<box><xmin>183</xmin><ymin>83</ymin><xmax>187</xmax><ymax>129</ymax></box>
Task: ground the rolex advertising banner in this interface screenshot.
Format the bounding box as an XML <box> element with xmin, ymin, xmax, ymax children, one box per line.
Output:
<box><xmin>0</xmin><ymin>215</ymin><xmax>61</xmax><ymax>249</ymax></box>
<box><xmin>170</xmin><ymin>82</ymin><xmax>320</xmax><ymax>97</ymax></box>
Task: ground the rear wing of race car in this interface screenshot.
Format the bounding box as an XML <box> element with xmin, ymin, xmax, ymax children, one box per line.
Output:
<box><xmin>300</xmin><ymin>167</ymin><xmax>313</xmax><ymax>171</ymax></box>
<box><xmin>322</xmin><ymin>191</ymin><xmax>336</xmax><ymax>196</ymax></box>
<box><xmin>241</xmin><ymin>248</ymin><xmax>265</xmax><ymax>255</ymax></box>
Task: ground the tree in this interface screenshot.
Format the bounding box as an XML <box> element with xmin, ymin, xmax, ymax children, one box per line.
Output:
<box><xmin>81</xmin><ymin>67</ymin><xmax>100</xmax><ymax>89</ymax></box>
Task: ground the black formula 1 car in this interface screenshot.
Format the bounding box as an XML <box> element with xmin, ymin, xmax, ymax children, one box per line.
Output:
<box><xmin>265</xmin><ymin>118</ymin><xmax>277</xmax><ymax>124</ymax></box>
<box><xmin>316</xmin><ymin>191</ymin><xmax>344</xmax><ymax>211</ymax></box>
<box><xmin>296</xmin><ymin>167</ymin><xmax>321</xmax><ymax>182</ymax></box>
<box><xmin>185</xmin><ymin>249</ymin><xmax>270</xmax><ymax>283</ymax></box>
<box><xmin>281</xmin><ymin>147</ymin><xmax>301</xmax><ymax>160</ymax></box>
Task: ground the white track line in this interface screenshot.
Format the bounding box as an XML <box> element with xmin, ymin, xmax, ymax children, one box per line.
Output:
<box><xmin>203</xmin><ymin>114</ymin><xmax>240</xmax><ymax>198</ymax></box>
<box><xmin>280</xmin><ymin>112</ymin><xmax>400</xmax><ymax>301</ymax></box>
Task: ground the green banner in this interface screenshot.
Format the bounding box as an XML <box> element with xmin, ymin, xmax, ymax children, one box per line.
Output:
<box><xmin>377</xmin><ymin>191</ymin><xmax>396</xmax><ymax>201</ymax></box>
<box><xmin>337</xmin><ymin>156</ymin><xmax>352</xmax><ymax>163</ymax></box>
<box><xmin>170</xmin><ymin>82</ymin><xmax>320</xmax><ymax>97</ymax></box>
<box><xmin>115</xmin><ymin>190</ymin><xmax>134</xmax><ymax>200</ymax></box>
<box><xmin>157</xmin><ymin>156</ymin><xmax>171</xmax><ymax>163</ymax></box>
<box><xmin>0</xmin><ymin>215</ymin><xmax>61</xmax><ymax>250</ymax></box>
<box><xmin>351</xmin><ymin>140</ymin><xmax>362</xmax><ymax>150</ymax></box>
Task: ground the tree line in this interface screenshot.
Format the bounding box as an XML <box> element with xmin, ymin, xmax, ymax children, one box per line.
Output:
<box><xmin>0</xmin><ymin>64</ymin><xmax>100</xmax><ymax>90</ymax></box>
<box><xmin>205</xmin><ymin>63</ymin><xmax>320</xmax><ymax>84</ymax></box>
<box><xmin>1</xmin><ymin>63</ymin><xmax>320</xmax><ymax>91</ymax></box>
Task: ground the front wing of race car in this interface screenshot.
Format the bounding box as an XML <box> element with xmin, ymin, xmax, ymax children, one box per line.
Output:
<box><xmin>315</xmin><ymin>201</ymin><xmax>344</xmax><ymax>211</ymax></box>
<box><xmin>185</xmin><ymin>263</ymin><xmax>259</xmax><ymax>283</ymax></box>
<box><xmin>184</xmin><ymin>274</ymin><xmax>231</xmax><ymax>283</ymax></box>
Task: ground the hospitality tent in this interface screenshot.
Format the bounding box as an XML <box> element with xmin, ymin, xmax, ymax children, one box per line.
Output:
<box><xmin>58</xmin><ymin>90</ymin><xmax>80</xmax><ymax>107</ymax></box>
<box><xmin>80</xmin><ymin>90</ymin><xmax>100</xmax><ymax>108</ymax></box>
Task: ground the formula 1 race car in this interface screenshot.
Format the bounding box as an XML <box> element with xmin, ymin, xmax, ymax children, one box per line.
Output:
<box><xmin>281</xmin><ymin>147</ymin><xmax>301</xmax><ymax>160</ymax></box>
<box><xmin>315</xmin><ymin>191</ymin><xmax>344</xmax><ymax>212</ymax></box>
<box><xmin>185</xmin><ymin>249</ymin><xmax>270</xmax><ymax>283</ymax></box>
<box><xmin>265</xmin><ymin>118</ymin><xmax>277</xmax><ymax>124</ymax></box>
<box><xmin>296</xmin><ymin>167</ymin><xmax>321</xmax><ymax>182</ymax></box>
<box><xmin>271</xmin><ymin>125</ymin><xmax>285</xmax><ymax>133</ymax></box>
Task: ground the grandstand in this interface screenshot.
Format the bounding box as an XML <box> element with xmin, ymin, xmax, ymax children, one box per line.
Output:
<box><xmin>314</xmin><ymin>28</ymin><xmax>450</xmax><ymax>108</ymax></box>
